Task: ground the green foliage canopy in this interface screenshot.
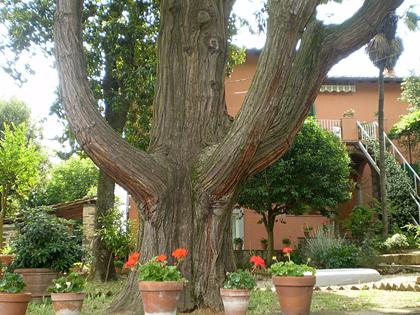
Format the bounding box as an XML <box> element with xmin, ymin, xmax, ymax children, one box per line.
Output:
<box><xmin>29</xmin><ymin>156</ymin><xmax>98</xmax><ymax>206</ymax></box>
<box><xmin>238</xmin><ymin>118</ymin><xmax>352</xmax><ymax>216</ymax></box>
<box><xmin>0</xmin><ymin>98</ymin><xmax>31</xmax><ymax>133</ymax></box>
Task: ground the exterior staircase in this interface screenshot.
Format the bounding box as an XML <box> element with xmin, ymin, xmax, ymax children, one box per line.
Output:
<box><xmin>356</xmin><ymin>121</ymin><xmax>420</xmax><ymax>222</ymax></box>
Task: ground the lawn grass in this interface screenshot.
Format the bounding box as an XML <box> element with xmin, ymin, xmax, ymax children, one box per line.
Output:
<box><xmin>27</xmin><ymin>280</ymin><xmax>420</xmax><ymax>315</ymax></box>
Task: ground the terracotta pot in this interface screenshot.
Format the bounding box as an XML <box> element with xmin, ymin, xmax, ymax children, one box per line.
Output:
<box><xmin>0</xmin><ymin>254</ymin><xmax>14</xmax><ymax>266</ymax></box>
<box><xmin>220</xmin><ymin>288</ymin><xmax>251</xmax><ymax>315</ymax></box>
<box><xmin>14</xmin><ymin>268</ymin><xmax>59</xmax><ymax>301</ymax></box>
<box><xmin>272</xmin><ymin>276</ymin><xmax>315</xmax><ymax>315</ymax></box>
<box><xmin>138</xmin><ymin>281</ymin><xmax>184</xmax><ymax>315</ymax></box>
<box><xmin>0</xmin><ymin>292</ymin><xmax>31</xmax><ymax>315</ymax></box>
<box><xmin>51</xmin><ymin>292</ymin><xmax>85</xmax><ymax>315</ymax></box>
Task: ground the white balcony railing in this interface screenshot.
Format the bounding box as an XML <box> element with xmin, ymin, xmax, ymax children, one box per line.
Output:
<box><xmin>316</xmin><ymin>119</ymin><xmax>341</xmax><ymax>138</ymax></box>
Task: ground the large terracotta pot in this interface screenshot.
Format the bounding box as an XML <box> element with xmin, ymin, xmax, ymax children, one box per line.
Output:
<box><xmin>220</xmin><ymin>288</ymin><xmax>251</xmax><ymax>315</ymax></box>
<box><xmin>51</xmin><ymin>292</ymin><xmax>85</xmax><ymax>315</ymax></box>
<box><xmin>0</xmin><ymin>292</ymin><xmax>31</xmax><ymax>315</ymax></box>
<box><xmin>14</xmin><ymin>268</ymin><xmax>59</xmax><ymax>301</ymax></box>
<box><xmin>138</xmin><ymin>281</ymin><xmax>184</xmax><ymax>315</ymax></box>
<box><xmin>272</xmin><ymin>276</ymin><xmax>316</xmax><ymax>315</ymax></box>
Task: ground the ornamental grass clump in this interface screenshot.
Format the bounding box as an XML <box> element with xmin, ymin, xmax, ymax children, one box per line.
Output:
<box><xmin>125</xmin><ymin>248</ymin><xmax>188</xmax><ymax>282</ymax></box>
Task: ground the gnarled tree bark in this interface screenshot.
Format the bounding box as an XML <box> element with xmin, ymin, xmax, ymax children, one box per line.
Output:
<box><xmin>54</xmin><ymin>0</ymin><xmax>404</xmax><ymax>312</ymax></box>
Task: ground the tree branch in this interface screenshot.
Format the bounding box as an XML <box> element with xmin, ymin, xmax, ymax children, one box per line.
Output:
<box><xmin>197</xmin><ymin>0</ymin><xmax>319</xmax><ymax>196</ymax></box>
<box><xmin>249</xmin><ymin>0</ymin><xmax>404</xmax><ymax>174</ymax></box>
<box><xmin>54</xmin><ymin>0</ymin><xmax>167</xmax><ymax>207</ymax></box>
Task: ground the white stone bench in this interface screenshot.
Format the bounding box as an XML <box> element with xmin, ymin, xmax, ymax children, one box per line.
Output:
<box><xmin>315</xmin><ymin>268</ymin><xmax>381</xmax><ymax>287</ymax></box>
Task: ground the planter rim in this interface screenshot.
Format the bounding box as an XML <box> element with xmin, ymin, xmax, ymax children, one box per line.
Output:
<box><xmin>138</xmin><ymin>280</ymin><xmax>184</xmax><ymax>292</ymax></box>
<box><xmin>51</xmin><ymin>292</ymin><xmax>85</xmax><ymax>302</ymax></box>
<box><xmin>220</xmin><ymin>288</ymin><xmax>251</xmax><ymax>297</ymax></box>
<box><xmin>272</xmin><ymin>275</ymin><xmax>316</xmax><ymax>287</ymax></box>
<box><xmin>14</xmin><ymin>268</ymin><xmax>58</xmax><ymax>274</ymax></box>
<box><xmin>0</xmin><ymin>292</ymin><xmax>32</xmax><ymax>302</ymax></box>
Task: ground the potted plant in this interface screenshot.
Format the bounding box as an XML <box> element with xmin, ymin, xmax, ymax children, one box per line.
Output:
<box><xmin>233</xmin><ymin>237</ymin><xmax>244</xmax><ymax>250</ymax></box>
<box><xmin>270</xmin><ymin>247</ymin><xmax>316</xmax><ymax>315</ymax></box>
<box><xmin>303</xmin><ymin>225</ymin><xmax>313</xmax><ymax>238</ymax></box>
<box><xmin>114</xmin><ymin>259</ymin><xmax>124</xmax><ymax>274</ymax></box>
<box><xmin>48</xmin><ymin>272</ymin><xmax>86</xmax><ymax>315</ymax></box>
<box><xmin>282</xmin><ymin>238</ymin><xmax>291</xmax><ymax>246</ymax></box>
<box><xmin>125</xmin><ymin>248</ymin><xmax>188</xmax><ymax>315</ymax></box>
<box><xmin>260</xmin><ymin>238</ymin><xmax>268</xmax><ymax>250</ymax></box>
<box><xmin>11</xmin><ymin>208</ymin><xmax>83</xmax><ymax>301</ymax></box>
<box><xmin>0</xmin><ymin>272</ymin><xmax>31</xmax><ymax>315</ymax></box>
<box><xmin>220</xmin><ymin>256</ymin><xmax>264</xmax><ymax>315</ymax></box>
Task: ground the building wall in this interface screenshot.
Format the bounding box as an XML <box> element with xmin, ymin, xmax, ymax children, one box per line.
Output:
<box><xmin>225</xmin><ymin>52</ymin><xmax>412</xmax><ymax>249</ymax></box>
<box><xmin>242</xmin><ymin>209</ymin><xmax>329</xmax><ymax>250</ymax></box>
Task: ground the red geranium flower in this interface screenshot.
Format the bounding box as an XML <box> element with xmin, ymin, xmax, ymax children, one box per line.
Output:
<box><xmin>156</xmin><ymin>255</ymin><xmax>167</xmax><ymax>262</ymax></box>
<box><xmin>250</xmin><ymin>255</ymin><xmax>265</xmax><ymax>268</ymax></box>
<box><xmin>124</xmin><ymin>252</ymin><xmax>140</xmax><ymax>268</ymax></box>
<box><xmin>282</xmin><ymin>247</ymin><xmax>293</xmax><ymax>254</ymax></box>
<box><xmin>172</xmin><ymin>248</ymin><xmax>188</xmax><ymax>260</ymax></box>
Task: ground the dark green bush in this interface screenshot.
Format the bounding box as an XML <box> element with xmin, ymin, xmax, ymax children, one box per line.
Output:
<box><xmin>344</xmin><ymin>205</ymin><xmax>382</xmax><ymax>240</ymax></box>
<box><xmin>315</xmin><ymin>244</ymin><xmax>358</xmax><ymax>268</ymax></box>
<box><xmin>11</xmin><ymin>207</ymin><xmax>83</xmax><ymax>272</ymax></box>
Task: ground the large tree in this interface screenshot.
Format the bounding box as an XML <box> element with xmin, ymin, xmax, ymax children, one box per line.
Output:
<box><xmin>0</xmin><ymin>123</ymin><xmax>43</xmax><ymax>247</ymax></box>
<box><xmin>238</xmin><ymin>119</ymin><xmax>351</xmax><ymax>265</ymax></box>
<box><xmin>54</xmin><ymin>0</ymin><xmax>404</xmax><ymax>312</ymax></box>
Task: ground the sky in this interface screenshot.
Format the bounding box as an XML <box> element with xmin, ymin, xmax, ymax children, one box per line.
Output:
<box><xmin>0</xmin><ymin>0</ymin><xmax>419</xmax><ymax>159</ymax></box>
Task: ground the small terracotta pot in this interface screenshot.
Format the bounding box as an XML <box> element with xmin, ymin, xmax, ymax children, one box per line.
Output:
<box><xmin>14</xmin><ymin>268</ymin><xmax>59</xmax><ymax>301</ymax></box>
<box><xmin>138</xmin><ymin>281</ymin><xmax>184</xmax><ymax>315</ymax></box>
<box><xmin>272</xmin><ymin>276</ymin><xmax>315</xmax><ymax>315</ymax></box>
<box><xmin>0</xmin><ymin>292</ymin><xmax>31</xmax><ymax>315</ymax></box>
<box><xmin>220</xmin><ymin>288</ymin><xmax>251</xmax><ymax>315</ymax></box>
<box><xmin>51</xmin><ymin>292</ymin><xmax>85</xmax><ymax>315</ymax></box>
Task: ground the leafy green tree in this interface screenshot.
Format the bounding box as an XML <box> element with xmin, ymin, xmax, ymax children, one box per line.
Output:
<box><xmin>0</xmin><ymin>98</ymin><xmax>31</xmax><ymax>133</ymax></box>
<box><xmin>238</xmin><ymin>119</ymin><xmax>352</xmax><ymax>265</ymax></box>
<box><xmin>28</xmin><ymin>156</ymin><xmax>98</xmax><ymax>206</ymax></box>
<box><xmin>3</xmin><ymin>0</ymin><xmax>409</xmax><ymax>311</ymax></box>
<box><xmin>389</xmin><ymin>76</ymin><xmax>420</xmax><ymax>163</ymax></box>
<box><xmin>0</xmin><ymin>123</ymin><xmax>44</xmax><ymax>246</ymax></box>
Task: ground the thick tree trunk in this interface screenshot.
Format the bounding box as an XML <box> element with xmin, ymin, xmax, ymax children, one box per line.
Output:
<box><xmin>92</xmin><ymin>171</ymin><xmax>117</xmax><ymax>282</ymax></box>
<box><xmin>378</xmin><ymin>66</ymin><xmax>389</xmax><ymax>236</ymax></box>
<box><xmin>54</xmin><ymin>0</ymin><xmax>403</xmax><ymax>313</ymax></box>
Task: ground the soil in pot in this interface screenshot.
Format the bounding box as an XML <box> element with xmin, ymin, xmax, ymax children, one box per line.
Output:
<box><xmin>14</xmin><ymin>268</ymin><xmax>59</xmax><ymax>302</ymax></box>
<box><xmin>51</xmin><ymin>292</ymin><xmax>85</xmax><ymax>315</ymax></box>
<box><xmin>220</xmin><ymin>288</ymin><xmax>251</xmax><ymax>315</ymax></box>
<box><xmin>138</xmin><ymin>281</ymin><xmax>184</xmax><ymax>315</ymax></box>
<box><xmin>0</xmin><ymin>292</ymin><xmax>31</xmax><ymax>315</ymax></box>
<box><xmin>272</xmin><ymin>276</ymin><xmax>315</xmax><ymax>315</ymax></box>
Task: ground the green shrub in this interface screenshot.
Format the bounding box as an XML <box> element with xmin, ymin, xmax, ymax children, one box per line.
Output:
<box><xmin>316</xmin><ymin>244</ymin><xmax>358</xmax><ymax>268</ymax></box>
<box><xmin>138</xmin><ymin>259</ymin><xmax>183</xmax><ymax>282</ymax></box>
<box><xmin>344</xmin><ymin>205</ymin><xmax>382</xmax><ymax>240</ymax></box>
<box><xmin>11</xmin><ymin>207</ymin><xmax>83</xmax><ymax>272</ymax></box>
<box><xmin>223</xmin><ymin>270</ymin><xmax>256</xmax><ymax>290</ymax></box>
<box><xmin>302</xmin><ymin>224</ymin><xmax>359</xmax><ymax>268</ymax></box>
<box><xmin>383</xmin><ymin>233</ymin><xmax>410</xmax><ymax>251</ymax></box>
<box><xmin>0</xmin><ymin>272</ymin><xmax>25</xmax><ymax>293</ymax></box>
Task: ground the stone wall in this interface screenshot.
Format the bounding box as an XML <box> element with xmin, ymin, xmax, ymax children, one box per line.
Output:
<box><xmin>82</xmin><ymin>204</ymin><xmax>96</xmax><ymax>249</ymax></box>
